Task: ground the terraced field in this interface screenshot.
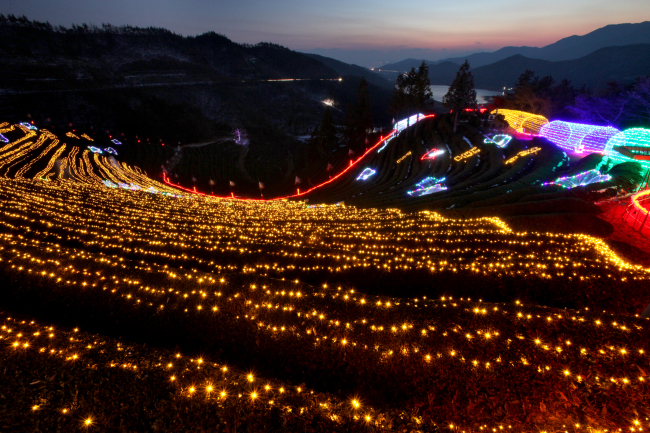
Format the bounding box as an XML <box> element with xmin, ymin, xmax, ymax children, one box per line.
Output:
<box><xmin>1</xmin><ymin>122</ymin><xmax>650</xmax><ymax>431</ymax></box>
<box><xmin>299</xmin><ymin>116</ymin><xmax>631</xmax><ymax>243</ymax></box>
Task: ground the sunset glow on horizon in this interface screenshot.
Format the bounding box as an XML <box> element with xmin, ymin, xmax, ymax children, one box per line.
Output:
<box><xmin>3</xmin><ymin>0</ymin><xmax>649</xmax><ymax>66</ymax></box>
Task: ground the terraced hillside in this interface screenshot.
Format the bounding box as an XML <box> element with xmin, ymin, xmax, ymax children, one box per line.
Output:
<box><xmin>302</xmin><ymin>116</ymin><xmax>627</xmax><ymax>238</ymax></box>
<box><xmin>2</xmin><ymin>121</ymin><xmax>650</xmax><ymax>431</ymax></box>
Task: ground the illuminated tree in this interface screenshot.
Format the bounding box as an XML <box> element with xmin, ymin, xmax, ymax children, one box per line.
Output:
<box><xmin>443</xmin><ymin>60</ymin><xmax>477</xmax><ymax>133</ymax></box>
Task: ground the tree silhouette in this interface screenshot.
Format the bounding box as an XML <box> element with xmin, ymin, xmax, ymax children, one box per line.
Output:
<box><xmin>389</xmin><ymin>61</ymin><xmax>433</xmax><ymax>136</ymax></box>
<box><xmin>443</xmin><ymin>60</ymin><xmax>477</xmax><ymax>133</ymax></box>
<box><xmin>316</xmin><ymin>107</ymin><xmax>337</xmax><ymax>157</ymax></box>
<box><xmin>344</xmin><ymin>77</ymin><xmax>374</xmax><ymax>152</ymax></box>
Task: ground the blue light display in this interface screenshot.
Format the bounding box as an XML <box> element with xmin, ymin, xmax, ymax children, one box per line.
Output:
<box><xmin>19</xmin><ymin>122</ymin><xmax>38</xmax><ymax>131</ymax></box>
<box><xmin>407</xmin><ymin>176</ymin><xmax>447</xmax><ymax>197</ymax></box>
<box><xmin>543</xmin><ymin>169</ymin><xmax>612</xmax><ymax>189</ymax></box>
<box><xmin>357</xmin><ymin>168</ymin><xmax>376</xmax><ymax>181</ymax></box>
<box><xmin>484</xmin><ymin>134</ymin><xmax>512</xmax><ymax>148</ymax></box>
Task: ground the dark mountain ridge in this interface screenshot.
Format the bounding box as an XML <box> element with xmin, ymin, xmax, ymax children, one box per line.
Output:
<box><xmin>303</xmin><ymin>53</ymin><xmax>393</xmax><ymax>90</ymax></box>
<box><xmin>0</xmin><ymin>15</ymin><xmax>393</xmax><ymax>196</ymax></box>
<box><xmin>380</xmin><ymin>44</ymin><xmax>650</xmax><ymax>92</ymax></box>
<box><xmin>472</xmin><ymin>44</ymin><xmax>650</xmax><ymax>91</ymax></box>
<box><xmin>382</xmin><ymin>21</ymin><xmax>650</xmax><ymax>70</ymax></box>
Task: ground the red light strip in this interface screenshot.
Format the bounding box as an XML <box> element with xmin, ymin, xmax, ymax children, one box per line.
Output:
<box><xmin>420</xmin><ymin>149</ymin><xmax>444</xmax><ymax>161</ymax></box>
<box><xmin>163</xmin><ymin>114</ymin><xmax>436</xmax><ymax>201</ymax></box>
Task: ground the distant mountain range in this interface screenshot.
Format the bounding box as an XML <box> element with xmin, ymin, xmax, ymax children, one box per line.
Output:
<box><xmin>472</xmin><ymin>44</ymin><xmax>650</xmax><ymax>90</ymax></box>
<box><xmin>382</xmin><ymin>21</ymin><xmax>650</xmax><ymax>70</ymax></box>
<box><xmin>377</xmin><ymin>21</ymin><xmax>650</xmax><ymax>90</ymax></box>
<box><xmin>303</xmin><ymin>53</ymin><xmax>393</xmax><ymax>90</ymax></box>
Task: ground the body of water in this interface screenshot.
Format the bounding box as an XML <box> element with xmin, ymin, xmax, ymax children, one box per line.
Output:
<box><xmin>430</xmin><ymin>85</ymin><xmax>501</xmax><ymax>105</ymax></box>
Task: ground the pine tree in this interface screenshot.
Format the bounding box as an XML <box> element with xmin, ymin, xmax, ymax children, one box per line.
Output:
<box><xmin>443</xmin><ymin>60</ymin><xmax>477</xmax><ymax>133</ymax></box>
<box><xmin>388</xmin><ymin>73</ymin><xmax>408</xmax><ymax>118</ymax></box>
<box><xmin>317</xmin><ymin>107</ymin><xmax>338</xmax><ymax>157</ymax></box>
<box><xmin>389</xmin><ymin>61</ymin><xmax>433</xmax><ymax>136</ymax></box>
<box><xmin>344</xmin><ymin>78</ymin><xmax>374</xmax><ymax>152</ymax></box>
<box><xmin>343</xmin><ymin>101</ymin><xmax>358</xmax><ymax>149</ymax></box>
<box><xmin>356</xmin><ymin>77</ymin><xmax>373</xmax><ymax>136</ymax></box>
<box><xmin>413</xmin><ymin>61</ymin><xmax>434</xmax><ymax>112</ymax></box>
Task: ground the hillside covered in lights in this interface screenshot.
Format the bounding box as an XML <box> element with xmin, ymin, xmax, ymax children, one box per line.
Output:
<box><xmin>1</xmin><ymin>120</ymin><xmax>650</xmax><ymax>431</ymax></box>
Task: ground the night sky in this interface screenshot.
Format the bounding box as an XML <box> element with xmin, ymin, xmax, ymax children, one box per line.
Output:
<box><xmin>3</xmin><ymin>0</ymin><xmax>648</xmax><ymax>67</ymax></box>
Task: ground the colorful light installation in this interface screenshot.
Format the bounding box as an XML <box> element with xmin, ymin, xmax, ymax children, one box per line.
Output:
<box><xmin>104</xmin><ymin>147</ymin><xmax>118</xmax><ymax>155</ymax></box>
<box><xmin>543</xmin><ymin>169</ymin><xmax>611</xmax><ymax>189</ymax></box>
<box><xmin>408</xmin><ymin>184</ymin><xmax>447</xmax><ymax>197</ymax></box>
<box><xmin>484</xmin><ymin>134</ymin><xmax>512</xmax><ymax>148</ymax></box>
<box><xmin>421</xmin><ymin>149</ymin><xmax>445</xmax><ymax>160</ymax></box>
<box><xmin>161</xmin><ymin>114</ymin><xmax>435</xmax><ymax>200</ymax></box>
<box><xmin>493</xmin><ymin>109</ymin><xmax>548</xmax><ymax>135</ymax></box>
<box><xmin>377</xmin><ymin>134</ymin><xmax>395</xmax><ymax>153</ymax></box>
<box><xmin>407</xmin><ymin>176</ymin><xmax>447</xmax><ymax>197</ymax></box>
<box><xmin>605</xmin><ymin>128</ymin><xmax>650</xmax><ymax>170</ymax></box>
<box><xmin>356</xmin><ymin>168</ymin><xmax>376</xmax><ymax>181</ymax></box>
<box><xmin>540</xmin><ymin>121</ymin><xmax>619</xmax><ymax>154</ymax></box>
<box><xmin>19</xmin><ymin>122</ymin><xmax>38</xmax><ymax>131</ymax></box>
<box><xmin>394</xmin><ymin>114</ymin><xmax>425</xmax><ymax>133</ymax></box>
<box><xmin>88</xmin><ymin>146</ymin><xmax>103</xmax><ymax>154</ymax></box>
<box><xmin>111</xmin><ymin>139</ymin><xmax>122</xmax><ymax>145</ymax></box>
<box><xmin>0</xmin><ymin>133</ymin><xmax>8</xmax><ymax>143</ymax></box>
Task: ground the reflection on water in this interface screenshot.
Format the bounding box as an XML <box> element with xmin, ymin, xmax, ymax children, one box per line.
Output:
<box><xmin>430</xmin><ymin>85</ymin><xmax>501</xmax><ymax>104</ymax></box>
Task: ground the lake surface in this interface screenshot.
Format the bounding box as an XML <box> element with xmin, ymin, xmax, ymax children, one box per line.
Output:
<box><xmin>430</xmin><ymin>85</ymin><xmax>501</xmax><ymax>104</ymax></box>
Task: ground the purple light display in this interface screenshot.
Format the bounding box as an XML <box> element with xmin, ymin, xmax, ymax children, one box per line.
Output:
<box><xmin>540</xmin><ymin>121</ymin><xmax>619</xmax><ymax>154</ymax></box>
<box><xmin>543</xmin><ymin>169</ymin><xmax>611</xmax><ymax>189</ymax></box>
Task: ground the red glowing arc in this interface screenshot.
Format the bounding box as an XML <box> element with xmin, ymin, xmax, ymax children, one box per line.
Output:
<box><xmin>163</xmin><ymin>114</ymin><xmax>436</xmax><ymax>201</ymax></box>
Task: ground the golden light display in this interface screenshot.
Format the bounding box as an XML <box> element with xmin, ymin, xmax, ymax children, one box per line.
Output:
<box><xmin>1</xmin><ymin>122</ymin><xmax>649</xmax><ymax>430</ymax></box>
<box><xmin>504</xmin><ymin>147</ymin><xmax>542</xmax><ymax>164</ymax></box>
<box><xmin>493</xmin><ymin>109</ymin><xmax>549</xmax><ymax>135</ymax></box>
<box><xmin>453</xmin><ymin>146</ymin><xmax>480</xmax><ymax>162</ymax></box>
<box><xmin>396</xmin><ymin>150</ymin><xmax>412</xmax><ymax>163</ymax></box>
<box><xmin>0</xmin><ymin>123</ymin><xmax>180</xmax><ymax>194</ymax></box>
